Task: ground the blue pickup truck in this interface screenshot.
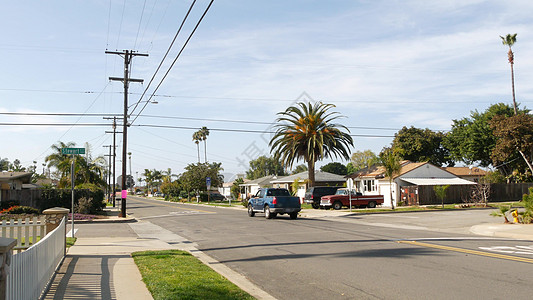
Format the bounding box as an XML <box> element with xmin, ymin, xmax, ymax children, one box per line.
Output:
<box><xmin>248</xmin><ymin>188</ymin><xmax>301</xmax><ymax>219</ymax></box>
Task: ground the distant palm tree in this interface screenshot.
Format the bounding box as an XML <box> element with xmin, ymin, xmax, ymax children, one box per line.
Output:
<box><xmin>500</xmin><ymin>33</ymin><xmax>518</xmax><ymax>115</ymax></box>
<box><xmin>45</xmin><ymin>141</ymin><xmax>76</xmax><ymax>178</ymax></box>
<box><xmin>192</xmin><ymin>131</ymin><xmax>201</xmax><ymax>163</ymax></box>
<box><xmin>199</xmin><ymin>126</ymin><xmax>210</xmax><ymax>162</ymax></box>
<box><xmin>380</xmin><ymin>147</ymin><xmax>401</xmax><ymax>210</ymax></box>
<box><xmin>269</xmin><ymin>102</ymin><xmax>353</xmax><ymax>187</ymax></box>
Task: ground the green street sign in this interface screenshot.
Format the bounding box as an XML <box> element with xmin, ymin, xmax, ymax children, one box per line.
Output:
<box><xmin>61</xmin><ymin>148</ymin><xmax>86</xmax><ymax>155</ymax></box>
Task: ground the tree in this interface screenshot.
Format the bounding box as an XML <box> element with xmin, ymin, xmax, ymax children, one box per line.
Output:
<box><xmin>291</xmin><ymin>164</ymin><xmax>308</xmax><ymax>174</ymax></box>
<box><xmin>269</xmin><ymin>102</ymin><xmax>353</xmax><ymax>187</ymax></box>
<box><xmin>380</xmin><ymin>147</ymin><xmax>401</xmax><ymax>210</ymax></box>
<box><xmin>10</xmin><ymin>159</ymin><xmax>26</xmax><ymax>172</ymax></box>
<box><xmin>391</xmin><ymin>126</ymin><xmax>452</xmax><ymax>166</ymax></box>
<box><xmin>231</xmin><ymin>178</ymin><xmax>244</xmax><ymax>201</ymax></box>
<box><xmin>0</xmin><ymin>157</ymin><xmax>9</xmax><ymax>171</ymax></box>
<box><xmin>192</xmin><ymin>131</ymin><xmax>201</xmax><ymax>163</ymax></box>
<box><xmin>199</xmin><ymin>126</ymin><xmax>210</xmax><ymax>163</ymax></box>
<box><xmin>433</xmin><ymin>185</ymin><xmax>450</xmax><ymax>208</ymax></box>
<box><xmin>500</xmin><ymin>33</ymin><xmax>518</xmax><ymax>114</ymax></box>
<box><xmin>245</xmin><ymin>155</ymin><xmax>286</xmax><ymax>180</ymax></box>
<box><xmin>490</xmin><ymin>113</ymin><xmax>533</xmax><ymax>176</ymax></box>
<box><xmin>350</xmin><ymin>150</ymin><xmax>379</xmax><ymax>171</ymax></box>
<box><xmin>320</xmin><ymin>162</ymin><xmax>347</xmax><ymax>175</ymax></box>
<box><xmin>179</xmin><ymin>162</ymin><xmax>224</xmax><ymax>198</ymax></box>
<box><xmin>45</xmin><ymin>141</ymin><xmax>76</xmax><ymax>179</ymax></box>
<box><xmin>443</xmin><ymin>103</ymin><xmax>519</xmax><ymax>169</ymax></box>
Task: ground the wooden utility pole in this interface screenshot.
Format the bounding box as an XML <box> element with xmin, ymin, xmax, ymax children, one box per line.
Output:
<box><xmin>106</xmin><ymin>50</ymin><xmax>147</xmax><ymax>217</ymax></box>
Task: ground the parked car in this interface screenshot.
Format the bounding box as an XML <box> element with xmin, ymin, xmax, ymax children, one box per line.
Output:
<box><xmin>320</xmin><ymin>188</ymin><xmax>384</xmax><ymax>210</ymax></box>
<box><xmin>304</xmin><ymin>186</ymin><xmax>341</xmax><ymax>209</ymax></box>
<box><xmin>209</xmin><ymin>192</ymin><xmax>226</xmax><ymax>201</ymax></box>
<box><xmin>248</xmin><ymin>188</ymin><xmax>301</xmax><ymax>219</ymax></box>
<box><xmin>153</xmin><ymin>192</ymin><xmax>164</xmax><ymax>197</ymax></box>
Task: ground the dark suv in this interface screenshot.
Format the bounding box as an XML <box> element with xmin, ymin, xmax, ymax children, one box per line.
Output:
<box><xmin>304</xmin><ymin>186</ymin><xmax>341</xmax><ymax>209</ymax></box>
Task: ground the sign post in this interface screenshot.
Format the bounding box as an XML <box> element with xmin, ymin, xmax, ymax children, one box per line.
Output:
<box><xmin>61</xmin><ymin>148</ymin><xmax>85</xmax><ymax>238</ymax></box>
<box><xmin>347</xmin><ymin>178</ymin><xmax>353</xmax><ymax>212</ymax></box>
<box><xmin>206</xmin><ymin>177</ymin><xmax>211</xmax><ymax>204</ymax></box>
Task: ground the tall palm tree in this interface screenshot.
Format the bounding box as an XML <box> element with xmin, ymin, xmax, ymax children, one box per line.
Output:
<box><xmin>200</xmin><ymin>126</ymin><xmax>210</xmax><ymax>162</ymax></box>
<box><xmin>500</xmin><ymin>33</ymin><xmax>518</xmax><ymax>115</ymax></box>
<box><xmin>45</xmin><ymin>141</ymin><xmax>76</xmax><ymax>178</ymax></box>
<box><xmin>192</xmin><ymin>131</ymin><xmax>201</xmax><ymax>163</ymax></box>
<box><xmin>380</xmin><ymin>147</ymin><xmax>401</xmax><ymax>210</ymax></box>
<box><xmin>269</xmin><ymin>102</ymin><xmax>353</xmax><ymax>187</ymax></box>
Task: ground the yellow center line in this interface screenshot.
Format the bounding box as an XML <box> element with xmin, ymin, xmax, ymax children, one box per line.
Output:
<box><xmin>398</xmin><ymin>240</ymin><xmax>533</xmax><ymax>264</ymax></box>
<box><xmin>133</xmin><ymin>197</ymin><xmax>215</xmax><ymax>213</ymax></box>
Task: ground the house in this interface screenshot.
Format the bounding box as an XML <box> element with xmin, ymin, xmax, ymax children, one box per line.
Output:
<box><xmin>270</xmin><ymin>171</ymin><xmax>346</xmax><ymax>199</ymax></box>
<box><xmin>348</xmin><ymin>161</ymin><xmax>476</xmax><ymax>207</ymax></box>
<box><xmin>219</xmin><ymin>177</ymin><xmax>249</xmax><ymax>199</ymax></box>
<box><xmin>442</xmin><ymin>167</ymin><xmax>487</xmax><ymax>182</ymax></box>
<box><xmin>0</xmin><ymin>171</ymin><xmax>34</xmax><ymax>203</ymax></box>
<box><xmin>240</xmin><ymin>175</ymin><xmax>278</xmax><ymax>198</ymax></box>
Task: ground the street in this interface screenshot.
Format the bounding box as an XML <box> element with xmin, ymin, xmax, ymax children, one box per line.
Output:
<box><xmin>125</xmin><ymin>196</ymin><xmax>533</xmax><ymax>299</ymax></box>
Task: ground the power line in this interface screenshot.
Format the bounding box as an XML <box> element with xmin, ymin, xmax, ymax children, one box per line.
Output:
<box><xmin>131</xmin><ymin>0</ymin><xmax>215</xmax><ymax>125</ymax></box>
<box><xmin>129</xmin><ymin>0</ymin><xmax>198</xmax><ymax>116</ymax></box>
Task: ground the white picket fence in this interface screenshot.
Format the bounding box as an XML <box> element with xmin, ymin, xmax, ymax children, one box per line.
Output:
<box><xmin>0</xmin><ymin>216</ymin><xmax>47</xmax><ymax>252</ymax></box>
<box><xmin>6</xmin><ymin>217</ymin><xmax>66</xmax><ymax>300</ymax></box>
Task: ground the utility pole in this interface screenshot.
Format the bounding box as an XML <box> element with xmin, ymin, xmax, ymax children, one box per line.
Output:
<box><xmin>106</xmin><ymin>50</ymin><xmax>148</xmax><ymax>217</ymax></box>
<box><xmin>104</xmin><ymin>117</ymin><xmax>121</xmax><ymax>207</ymax></box>
<box><xmin>103</xmin><ymin>145</ymin><xmax>112</xmax><ymax>204</ymax></box>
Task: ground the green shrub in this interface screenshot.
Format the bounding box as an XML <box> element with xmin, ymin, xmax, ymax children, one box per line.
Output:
<box><xmin>0</xmin><ymin>206</ymin><xmax>39</xmax><ymax>215</ymax></box>
<box><xmin>40</xmin><ymin>187</ymin><xmax>105</xmax><ymax>213</ymax></box>
<box><xmin>521</xmin><ymin>187</ymin><xmax>533</xmax><ymax>224</ymax></box>
<box><xmin>0</xmin><ymin>200</ymin><xmax>19</xmax><ymax>210</ymax></box>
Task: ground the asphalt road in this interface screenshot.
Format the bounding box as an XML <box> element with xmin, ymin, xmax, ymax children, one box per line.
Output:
<box><xmin>126</xmin><ymin>196</ymin><xmax>533</xmax><ymax>300</ymax></box>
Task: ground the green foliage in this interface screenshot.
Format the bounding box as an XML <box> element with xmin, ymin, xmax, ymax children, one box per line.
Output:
<box><xmin>433</xmin><ymin>185</ymin><xmax>450</xmax><ymax>208</ymax></box>
<box><xmin>350</xmin><ymin>150</ymin><xmax>379</xmax><ymax>172</ymax></box>
<box><xmin>0</xmin><ymin>206</ymin><xmax>39</xmax><ymax>215</ymax></box>
<box><xmin>161</xmin><ymin>180</ymin><xmax>181</xmax><ymax>198</ymax></box>
<box><xmin>231</xmin><ymin>178</ymin><xmax>244</xmax><ymax>200</ymax></box>
<box><xmin>245</xmin><ymin>156</ymin><xmax>286</xmax><ymax>180</ymax></box>
<box><xmin>320</xmin><ymin>162</ymin><xmax>347</xmax><ymax>175</ymax></box>
<box><xmin>291</xmin><ymin>164</ymin><xmax>308</xmax><ymax>174</ymax></box>
<box><xmin>39</xmin><ymin>187</ymin><xmax>105</xmax><ymax>213</ymax></box>
<box><xmin>521</xmin><ymin>187</ymin><xmax>533</xmax><ymax>223</ymax></box>
<box><xmin>380</xmin><ymin>147</ymin><xmax>402</xmax><ymax>209</ymax></box>
<box><xmin>75</xmin><ymin>197</ymin><xmax>93</xmax><ymax>214</ymax></box>
<box><xmin>179</xmin><ymin>162</ymin><xmax>224</xmax><ymax>194</ymax></box>
<box><xmin>481</xmin><ymin>171</ymin><xmax>506</xmax><ymax>184</ymax></box>
<box><xmin>491</xmin><ymin>205</ymin><xmax>511</xmax><ymax>223</ymax></box>
<box><xmin>391</xmin><ymin>126</ymin><xmax>452</xmax><ymax>166</ymax></box>
<box><xmin>291</xmin><ymin>178</ymin><xmax>301</xmax><ymax>196</ymax></box>
<box><xmin>270</xmin><ymin>101</ymin><xmax>353</xmax><ymax>187</ymax></box>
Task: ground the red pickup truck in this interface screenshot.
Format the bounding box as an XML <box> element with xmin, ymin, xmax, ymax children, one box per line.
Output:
<box><xmin>320</xmin><ymin>188</ymin><xmax>384</xmax><ymax>210</ymax></box>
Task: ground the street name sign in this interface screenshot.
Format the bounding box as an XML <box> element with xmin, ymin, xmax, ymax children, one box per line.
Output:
<box><xmin>61</xmin><ymin>148</ymin><xmax>86</xmax><ymax>155</ymax></box>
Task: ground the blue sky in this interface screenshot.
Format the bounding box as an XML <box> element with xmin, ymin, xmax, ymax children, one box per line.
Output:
<box><xmin>1</xmin><ymin>0</ymin><xmax>532</xmax><ymax>181</ymax></box>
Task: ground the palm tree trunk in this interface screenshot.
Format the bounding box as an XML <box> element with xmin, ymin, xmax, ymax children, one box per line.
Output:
<box><xmin>196</xmin><ymin>144</ymin><xmax>200</xmax><ymax>163</ymax></box>
<box><xmin>510</xmin><ymin>61</ymin><xmax>518</xmax><ymax>115</ymax></box>
<box><xmin>307</xmin><ymin>160</ymin><xmax>315</xmax><ymax>188</ymax></box>
<box><xmin>204</xmin><ymin>140</ymin><xmax>207</xmax><ymax>163</ymax></box>
<box><xmin>389</xmin><ymin>178</ymin><xmax>395</xmax><ymax>210</ymax></box>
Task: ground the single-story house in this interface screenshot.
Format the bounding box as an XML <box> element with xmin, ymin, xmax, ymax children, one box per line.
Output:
<box><xmin>240</xmin><ymin>175</ymin><xmax>278</xmax><ymax>198</ymax></box>
<box><xmin>270</xmin><ymin>171</ymin><xmax>346</xmax><ymax>199</ymax></box>
<box><xmin>442</xmin><ymin>167</ymin><xmax>487</xmax><ymax>182</ymax></box>
<box><xmin>0</xmin><ymin>171</ymin><xmax>34</xmax><ymax>203</ymax></box>
<box><xmin>348</xmin><ymin>161</ymin><xmax>476</xmax><ymax>207</ymax></box>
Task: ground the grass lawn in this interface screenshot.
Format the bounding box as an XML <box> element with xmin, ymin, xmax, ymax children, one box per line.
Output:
<box><xmin>66</xmin><ymin>237</ymin><xmax>76</xmax><ymax>248</ymax></box>
<box><xmin>132</xmin><ymin>250</ymin><xmax>254</xmax><ymax>300</ymax></box>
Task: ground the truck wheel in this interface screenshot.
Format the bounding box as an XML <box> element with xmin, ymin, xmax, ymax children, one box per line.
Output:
<box><xmin>333</xmin><ymin>201</ymin><xmax>343</xmax><ymax>210</ymax></box>
<box><xmin>312</xmin><ymin>202</ymin><xmax>320</xmax><ymax>209</ymax></box>
<box><xmin>248</xmin><ymin>204</ymin><xmax>255</xmax><ymax>217</ymax></box>
<box><xmin>265</xmin><ymin>205</ymin><xmax>276</xmax><ymax>219</ymax></box>
<box><xmin>367</xmin><ymin>201</ymin><xmax>377</xmax><ymax>208</ymax></box>
<box><xmin>289</xmin><ymin>212</ymin><xmax>298</xmax><ymax>219</ymax></box>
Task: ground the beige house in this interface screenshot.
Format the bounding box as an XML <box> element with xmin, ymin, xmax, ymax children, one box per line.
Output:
<box><xmin>270</xmin><ymin>171</ymin><xmax>346</xmax><ymax>199</ymax></box>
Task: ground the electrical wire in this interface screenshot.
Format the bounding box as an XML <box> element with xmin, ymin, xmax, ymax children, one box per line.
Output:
<box><xmin>133</xmin><ymin>0</ymin><xmax>148</xmax><ymax>49</ymax></box>
<box><xmin>131</xmin><ymin>0</ymin><xmax>215</xmax><ymax>124</ymax></box>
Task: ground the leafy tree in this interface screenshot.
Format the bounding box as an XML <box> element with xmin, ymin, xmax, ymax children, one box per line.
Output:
<box><xmin>179</xmin><ymin>162</ymin><xmax>224</xmax><ymax>197</ymax></box>
<box><xmin>45</xmin><ymin>141</ymin><xmax>76</xmax><ymax>179</ymax></box>
<box><xmin>350</xmin><ymin>150</ymin><xmax>379</xmax><ymax>171</ymax></box>
<box><xmin>433</xmin><ymin>185</ymin><xmax>450</xmax><ymax>208</ymax></box>
<box><xmin>320</xmin><ymin>162</ymin><xmax>347</xmax><ymax>175</ymax></box>
<box><xmin>380</xmin><ymin>147</ymin><xmax>401</xmax><ymax>210</ymax></box>
<box><xmin>245</xmin><ymin>155</ymin><xmax>286</xmax><ymax>180</ymax></box>
<box><xmin>346</xmin><ymin>162</ymin><xmax>356</xmax><ymax>175</ymax></box>
<box><xmin>391</xmin><ymin>126</ymin><xmax>452</xmax><ymax>166</ymax></box>
<box><xmin>500</xmin><ymin>33</ymin><xmax>518</xmax><ymax>114</ymax></box>
<box><xmin>291</xmin><ymin>164</ymin><xmax>308</xmax><ymax>174</ymax></box>
<box><xmin>490</xmin><ymin>113</ymin><xmax>533</xmax><ymax>176</ymax></box>
<box><xmin>231</xmin><ymin>178</ymin><xmax>244</xmax><ymax>200</ymax></box>
<box><xmin>269</xmin><ymin>102</ymin><xmax>353</xmax><ymax>187</ymax></box>
<box><xmin>443</xmin><ymin>103</ymin><xmax>519</xmax><ymax>168</ymax></box>
<box><xmin>0</xmin><ymin>157</ymin><xmax>9</xmax><ymax>171</ymax></box>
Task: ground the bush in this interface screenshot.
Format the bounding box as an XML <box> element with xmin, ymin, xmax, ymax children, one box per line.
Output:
<box><xmin>521</xmin><ymin>187</ymin><xmax>533</xmax><ymax>224</ymax></box>
<box><xmin>0</xmin><ymin>206</ymin><xmax>39</xmax><ymax>215</ymax></box>
<box><xmin>40</xmin><ymin>187</ymin><xmax>105</xmax><ymax>214</ymax></box>
<box><xmin>0</xmin><ymin>200</ymin><xmax>19</xmax><ymax>210</ymax></box>
<box><xmin>76</xmin><ymin>197</ymin><xmax>93</xmax><ymax>214</ymax></box>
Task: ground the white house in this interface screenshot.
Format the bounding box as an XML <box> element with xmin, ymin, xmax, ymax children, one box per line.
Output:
<box><xmin>270</xmin><ymin>171</ymin><xmax>346</xmax><ymax>199</ymax></box>
<box><xmin>240</xmin><ymin>175</ymin><xmax>278</xmax><ymax>198</ymax></box>
<box><xmin>348</xmin><ymin>161</ymin><xmax>476</xmax><ymax>207</ymax></box>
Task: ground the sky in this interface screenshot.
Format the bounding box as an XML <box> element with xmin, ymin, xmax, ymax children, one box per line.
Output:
<box><xmin>1</xmin><ymin>0</ymin><xmax>532</xmax><ymax>182</ymax></box>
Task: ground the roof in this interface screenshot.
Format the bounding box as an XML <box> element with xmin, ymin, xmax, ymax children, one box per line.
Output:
<box><xmin>349</xmin><ymin>161</ymin><xmax>426</xmax><ymax>180</ymax></box>
<box><xmin>240</xmin><ymin>175</ymin><xmax>278</xmax><ymax>187</ymax></box>
<box><xmin>401</xmin><ymin>177</ymin><xmax>476</xmax><ymax>186</ymax></box>
<box><xmin>0</xmin><ymin>172</ymin><xmax>33</xmax><ymax>183</ymax></box>
<box><xmin>443</xmin><ymin>167</ymin><xmax>487</xmax><ymax>177</ymax></box>
<box><xmin>270</xmin><ymin>171</ymin><xmax>346</xmax><ymax>183</ymax></box>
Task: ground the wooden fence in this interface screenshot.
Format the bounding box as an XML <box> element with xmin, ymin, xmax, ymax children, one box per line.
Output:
<box><xmin>400</xmin><ymin>183</ymin><xmax>533</xmax><ymax>206</ymax></box>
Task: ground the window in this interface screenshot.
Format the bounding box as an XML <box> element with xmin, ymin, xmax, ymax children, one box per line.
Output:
<box><xmin>363</xmin><ymin>179</ymin><xmax>376</xmax><ymax>192</ymax></box>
